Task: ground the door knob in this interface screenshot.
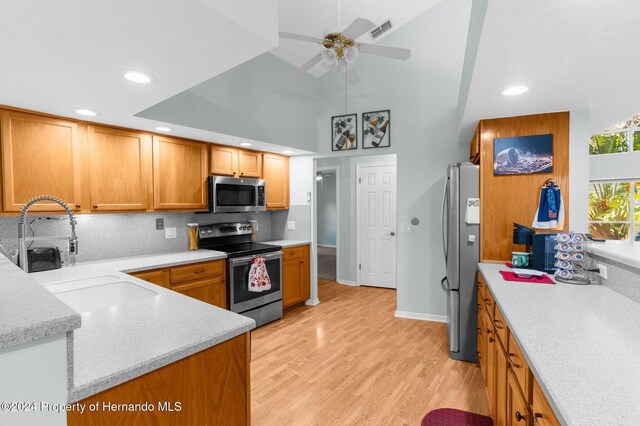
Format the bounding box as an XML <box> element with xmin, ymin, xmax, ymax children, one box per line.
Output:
<box><xmin>388</xmin><ymin>232</ymin><xmax>396</xmax><ymax>236</ymax></box>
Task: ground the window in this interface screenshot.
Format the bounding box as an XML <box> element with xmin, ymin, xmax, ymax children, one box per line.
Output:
<box><xmin>588</xmin><ymin>181</ymin><xmax>640</xmax><ymax>240</ymax></box>
<box><xmin>635</xmin><ymin>131</ymin><xmax>640</xmax><ymax>152</ymax></box>
<box><xmin>589</xmin><ymin>132</ymin><xmax>628</xmax><ymax>155</ymax></box>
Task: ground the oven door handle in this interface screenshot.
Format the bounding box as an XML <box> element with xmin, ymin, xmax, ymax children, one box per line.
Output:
<box><xmin>229</xmin><ymin>251</ymin><xmax>283</xmax><ymax>265</ymax></box>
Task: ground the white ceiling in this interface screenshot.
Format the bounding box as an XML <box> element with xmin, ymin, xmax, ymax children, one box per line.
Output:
<box><xmin>270</xmin><ymin>0</ymin><xmax>444</xmax><ymax>77</ymax></box>
<box><xmin>0</xmin><ymin>0</ymin><xmax>279</xmax><ymax>148</ymax></box>
<box><xmin>460</xmin><ymin>0</ymin><xmax>640</xmax><ymax>142</ymax></box>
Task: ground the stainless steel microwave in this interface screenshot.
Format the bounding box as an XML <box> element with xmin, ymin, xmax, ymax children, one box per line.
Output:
<box><xmin>208</xmin><ymin>176</ymin><xmax>266</xmax><ymax>213</ymax></box>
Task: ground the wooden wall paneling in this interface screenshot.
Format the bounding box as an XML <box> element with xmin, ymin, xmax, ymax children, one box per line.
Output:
<box><xmin>88</xmin><ymin>125</ymin><xmax>149</xmax><ymax>211</ymax></box>
<box><xmin>479</xmin><ymin>112</ymin><xmax>570</xmax><ymax>262</ymax></box>
<box><xmin>0</xmin><ymin>110</ymin><xmax>82</xmax><ymax>212</ymax></box>
<box><xmin>68</xmin><ymin>333</ymin><xmax>249</xmax><ymax>426</ymax></box>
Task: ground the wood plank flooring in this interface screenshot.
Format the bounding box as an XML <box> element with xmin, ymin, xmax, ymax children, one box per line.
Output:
<box><xmin>251</xmin><ymin>279</ymin><xmax>489</xmax><ymax>425</ymax></box>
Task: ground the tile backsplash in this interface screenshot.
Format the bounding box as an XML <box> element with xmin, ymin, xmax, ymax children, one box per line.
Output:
<box><xmin>0</xmin><ymin>207</ymin><xmax>311</xmax><ymax>264</ymax></box>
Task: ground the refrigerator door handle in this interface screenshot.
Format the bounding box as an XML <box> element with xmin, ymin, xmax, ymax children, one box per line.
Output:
<box><xmin>441</xmin><ymin>176</ymin><xmax>449</xmax><ymax>262</ymax></box>
<box><xmin>440</xmin><ymin>276</ymin><xmax>450</xmax><ymax>293</ymax></box>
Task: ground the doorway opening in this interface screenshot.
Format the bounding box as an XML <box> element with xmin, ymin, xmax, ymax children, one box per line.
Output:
<box><xmin>316</xmin><ymin>166</ymin><xmax>339</xmax><ymax>281</ymax></box>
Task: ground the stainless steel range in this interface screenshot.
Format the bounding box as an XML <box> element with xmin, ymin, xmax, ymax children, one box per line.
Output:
<box><xmin>197</xmin><ymin>222</ymin><xmax>283</xmax><ymax>327</ymax></box>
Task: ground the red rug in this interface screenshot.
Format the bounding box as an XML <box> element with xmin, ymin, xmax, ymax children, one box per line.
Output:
<box><xmin>421</xmin><ymin>408</ymin><xmax>493</xmax><ymax>426</ymax></box>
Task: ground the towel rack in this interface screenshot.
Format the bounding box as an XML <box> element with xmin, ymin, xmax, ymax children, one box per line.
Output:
<box><xmin>542</xmin><ymin>178</ymin><xmax>556</xmax><ymax>188</ymax></box>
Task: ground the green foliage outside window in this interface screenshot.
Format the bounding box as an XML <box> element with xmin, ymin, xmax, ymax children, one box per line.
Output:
<box><xmin>588</xmin><ymin>133</ymin><xmax>628</xmax><ymax>155</ymax></box>
<box><xmin>634</xmin><ymin>131</ymin><xmax>640</xmax><ymax>152</ymax></box>
<box><xmin>588</xmin><ymin>182</ymin><xmax>630</xmax><ymax>239</ymax></box>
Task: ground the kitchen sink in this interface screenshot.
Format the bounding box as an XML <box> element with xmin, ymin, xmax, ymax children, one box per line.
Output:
<box><xmin>46</xmin><ymin>279</ymin><xmax>157</xmax><ymax>313</ymax></box>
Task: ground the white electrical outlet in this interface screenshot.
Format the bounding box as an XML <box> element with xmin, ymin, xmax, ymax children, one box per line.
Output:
<box><xmin>165</xmin><ymin>227</ymin><xmax>177</xmax><ymax>239</ymax></box>
<box><xmin>287</xmin><ymin>221</ymin><xmax>296</xmax><ymax>231</ymax></box>
<box><xmin>400</xmin><ymin>223</ymin><xmax>412</xmax><ymax>233</ymax></box>
<box><xmin>597</xmin><ymin>263</ymin><xmax>607</xmax><ymax>280</ymax></box>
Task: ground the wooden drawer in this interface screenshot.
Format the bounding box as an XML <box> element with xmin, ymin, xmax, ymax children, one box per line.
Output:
<box><xmin>170</xmin><ymin>260</ymin><xmax>224</xmax><ymax>284</ymax></box>
<box><xmin>508</xmin><ymin>333</ymin><xmax>532</xmax><ymax>402</ymax></box>
<box><xmin>130</xmin><ymin>268</ymin><xmax>169</xmax><ymax>287</ymax></box>
<box><xmin>283</xmin><ymin>246</ymin><xmax>304</xmax><ymax>262</ymax></box>
<box><xmin>532</xmin><ymin>377</ymin><xmax>560</xmax><ymax>426</ymax></box>
<box><xmin>493</xmin><ymin>304</ymin><xmax>508</xmax><ymax>348</ymax></box>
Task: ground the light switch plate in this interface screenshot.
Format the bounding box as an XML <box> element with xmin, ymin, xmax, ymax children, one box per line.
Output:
<box><xmin>597</xmin><ymin>263</ymin><xmax>607</xmax><ymax>280</ymax></box>
<box><xmin>156</xmin><ymin>218</ymin><xmax>164</xmax><ymax>230</ymax></box>
<box><xmin>287</xmin><ymin>221</ymin><xmax>296</xmax><ymax>231</ymax></box>
<box><xmin>165</xmin><ymin>227</ymin><xmax>177</xmax><ymax>239</ymax></box>
<box><xmin>400</xmin><ymin>223</ymin><xmax>412</xmax><ymax>233</ymax></box>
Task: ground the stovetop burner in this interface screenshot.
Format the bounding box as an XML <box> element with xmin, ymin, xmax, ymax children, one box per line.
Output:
<box><xmin>208</xmin><ymin>242</ymin><xmax>282</xmax><ymax>258</ymax></box>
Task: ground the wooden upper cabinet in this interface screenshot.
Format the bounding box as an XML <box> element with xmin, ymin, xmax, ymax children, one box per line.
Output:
<box><xmin>88</xmin><ymin>126</ymin><xmax>150</xmax><ymax>211</ymax></box>
<box><xmin>237</xmin><ymin>149</ymin><xmax>262</xmax><ymax>178</ymax></box>
<box><xmin>210</xmin><ymin>145</ymin><xmax>238</xmax><ymax>177</ymax></box>
<box><xmin>262</xmin><ymin>153</ymin><xmax>289</xmax><ymax>210</ymax></box>
<box><xmin>152</xmin><ymin>135</ymin><xmax>208</xmax><ymax>210</ymax></box>
<box><xmin>0</xmin><ymin>110</ymin><xmax>82</xmax><ymax>212</ymax></box>
<box><xmin>210</xmin><ymin>145</ymin><xmax>262</xmax><ymax>178</ymax></box>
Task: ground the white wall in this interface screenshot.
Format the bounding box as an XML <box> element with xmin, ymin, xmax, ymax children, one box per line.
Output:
<box><xmin>314</xmin><ymin>0</ymin><xmax>472</xmax><ymax>317</ymax></box>
<box><xmin>569</xmin><ymin>109</ymin><xmax>590</xmax><ymax>232</ymax></box>
<box><xmin>316</xmin><ymin>174</ymin><xmax>337</xmax><ymax>246</ymax></box>
<box><xmin>0</xmin><ymin>334</ymin><xmax>68</xmax><ymax>425</ymax></box>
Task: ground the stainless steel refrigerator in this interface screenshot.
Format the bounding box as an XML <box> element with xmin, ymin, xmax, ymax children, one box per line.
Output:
<box><xmin>441</xmin><ymin>162</ymin><xmax>480</xmax><ymax>362</ymax></box>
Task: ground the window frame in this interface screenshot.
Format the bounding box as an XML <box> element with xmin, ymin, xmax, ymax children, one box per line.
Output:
<box><xmin>589</xmin><ymin>128</ymin><xmax>640</xmax><ymax>156</ymax></box>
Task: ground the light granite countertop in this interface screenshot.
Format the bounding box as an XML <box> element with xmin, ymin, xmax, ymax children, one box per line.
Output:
<box><xmin>29</xmin><ymin>250</ymin><xmax>255</xmax><ymax>402</ymax></box>
<box><xmin>0</xmin><ymin>255</ymin><xmax>80</xmax><ymax>350</ymax></box>
<box><xmin>478</xmin><ymin>262</ymin><xmax>640</xmax><ymax>426</ymax></box>
<box><xmin>587</xmin><ymin>240</ymin><xmax>640</xmax><ymax>269</ymax></box>
<box><xmin>261</xmin><ymin>239</ymin><xmax>310</xmax><ymax>248</ymax></box>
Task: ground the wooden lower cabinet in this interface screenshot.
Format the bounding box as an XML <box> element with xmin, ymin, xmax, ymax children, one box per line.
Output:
<box><xmin>130</xmin><ymin>259</ymin><xmax>227</xmax><ymax>310</ymax></box>
<box><xmin>282</xmin><ymin>245</ymin><xmax>310</xmax><ymax>308</ymax></box>
<box><xmin>68</xmin><ymin>332</ymin><xmax>250</xmax><ymax>426</ymax></box>
<box><xmin>478</xmin><ymin>273</ymin><xmax>561</xmax><ymax>426</ymax></box>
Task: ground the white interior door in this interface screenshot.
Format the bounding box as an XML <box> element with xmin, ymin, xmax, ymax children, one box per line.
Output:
<box><xmin>357</xmin><ymin>164</ymin><xmax>397</xmax><ymax>288</ymax></box>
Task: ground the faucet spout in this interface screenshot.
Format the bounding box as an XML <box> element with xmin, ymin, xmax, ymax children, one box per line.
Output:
<box><xmin>18</xmin><ymin>195</ymin><xmax>78</xmax><ymax>272</ymax></box>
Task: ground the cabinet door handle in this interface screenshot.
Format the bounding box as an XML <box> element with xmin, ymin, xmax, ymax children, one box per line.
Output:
<box><xmin>76</xmin><ymin>204</ymin><xmax>82</xmax><ymax>209</ymax></box>
<box><xmin>515</xmin><ymin>411</ymin><xmax>526</xmax><ymax>422</ymax></box>
<box><xmin>508</xmin><ymin>353</ymin><xmax>521</xmax><ymax>368</ymax></box>
<box><xmin>488</xmin><ymin>337</ymin><xmax>495</xmax><ymax>343</ymax></box>
<box><xmin>493</xmin><ymin>319</ymin><xmax>504</xmax><ymax>329</ymax></box>
<box><xmin>486</xmin><ymin>328</ymin><xmax>492</xmax><ymax>334</ymax></box>
<box><xmin>92</xmin><ymin>205</ymin><xmax>98</xmax><ymax>209</ymax></box>
<box><xmin>534</xmin><ymin>413</ymin><xmax>543</xmax><ymax>425</ymax></box>
<box><xmin>484</xmin><ymin>298</ymin><xmax>492</xmax><ymax>305</ymax></box>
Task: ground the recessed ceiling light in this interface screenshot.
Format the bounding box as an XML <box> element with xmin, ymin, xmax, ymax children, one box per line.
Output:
<box><xmin>124</xmin><ymin>71</ymin><xmax>154</xmax><ymax>84</ymax></box>
<box><xmin>73</xmin><ymin>108</ymin><xmax>98</xmax><ymax>117</ymax></box>
<box><xmin>154</xmin><ymin>126</ymin><xmax>173</xmax><ymax>132</ymax></box>
<box><xmin>240</xmin><ymin>142</ymin><xmax>252</xmax><ymax>147</ymax></box>
<box><xmin>282</xmin><ymin>150</ymin><xmax>294</xmax><ymax>155</ymax></box>
<box><xmin>502</xmin><ymin>86</ymin><xmax>529</xmax><ymax>96</ymax></box>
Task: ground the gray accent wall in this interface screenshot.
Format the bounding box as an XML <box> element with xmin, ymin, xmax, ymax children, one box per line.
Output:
<box><xmin>316</xmin><ymin>175</ymin><xmax>337</xmax><ymax>246</ymax></box>
<box><xmin>271</xmin><ymin>205</ymin><xmax>311</xmax><ymax>241</ymax></box>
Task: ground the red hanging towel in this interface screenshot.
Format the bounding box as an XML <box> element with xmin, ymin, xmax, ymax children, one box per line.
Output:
<box><xmin>248</xmin><ymin>256</ymin><xmax>271</xmax><ymax>292</ymax></box>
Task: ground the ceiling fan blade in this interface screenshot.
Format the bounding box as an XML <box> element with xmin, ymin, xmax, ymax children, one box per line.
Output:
<box><xmin>279</xmin><ymin>32</ymin><xmax>325</xmax><ymax>44</ymax></box>
<box><xmin>358</xmin><ymin>42</ymin><xmax>411</xmax><ymax>60</ymax></box>
<box><xmin>346</xmin><ymin>67</ymin><xmax>360</xmax><ymax>85</ymax></box>
<box><xmin>287</xmin><ymin>53</ymin><xmax>323</xmax><ymax>79</ymax></box>
<box><xmin>341</xmin><ymin>17</ymin><xmax>376</xmax><ymax>40</ymax></box>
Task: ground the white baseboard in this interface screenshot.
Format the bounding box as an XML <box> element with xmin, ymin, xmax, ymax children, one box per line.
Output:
<box><xmin>337</xmin><ymin>279</ymin><xmax>358</xmax><ymax>286</ymax></box>
<box><xmin>305</xmin><ymin>298</ymin><xmax>320</xmax><ymax>306</ymax></box>
<box><xmin>394</xmin><ymin>310</ymin><xmax>447</xmax><ymax>323</ymax></box>
<box><xmin>317</xmin><ymin>244</ymin><xmax>336</xmax><ymax>249</ymax></box>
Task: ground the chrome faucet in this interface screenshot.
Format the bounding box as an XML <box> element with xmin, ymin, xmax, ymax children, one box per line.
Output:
<box><xmin>18</xmin><ymin>195</ymin><xmax>78</xmax><ymax>272</ymax></box>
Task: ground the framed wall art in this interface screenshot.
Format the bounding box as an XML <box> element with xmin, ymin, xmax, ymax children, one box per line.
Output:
<box><xmin>362</xmin><ymin>109</ymin><xmax>390</xmax><ymax>149</ymax></box>
<box><xmin>493</xmin><ymin>134</ymin><xmax>553</xmax><ymax>175</ymax></box>
<box><xmin>331</xmin><ymin>113</ymin><xmax>357</xmax><ymax>151</ymax></box>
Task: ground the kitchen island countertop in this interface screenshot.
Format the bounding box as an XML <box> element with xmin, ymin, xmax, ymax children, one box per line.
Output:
<box><xmin>478</xmin><ymin>262</ymin><xmax>640</xmax><ymax>426</ymax></box>
<box><xmin>29</xmin><ymin>250</ymin><xmax>255</xmax><ymax>402</ymax></box>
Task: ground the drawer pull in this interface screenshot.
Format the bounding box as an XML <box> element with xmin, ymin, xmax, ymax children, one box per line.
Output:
<box><xmin>488</xmin><ymin>337</ymin><xmax>495</xmax><ymax>343</ymax></box>
<box><xmin>508</xmin><ymin>352</ymin><xmax>521</xmax><ymax>368</ymax></box>
<box><xmin>484</xmin><ymin>298</ymin><xmax>492</xmax><ymax>305</ymax></box>
<box><xmin>486</xmin><ymin>328</ymin><xmax>492</xmax><ymax>334</ymax></box>
<box><xmin>493</xmin><ymin>319</ymin><xmax>504</xmax><ymax>329</ymax></box>
<box><xmin>194</xmin><ymin>269</ymin><xmax>205</xmax><ymax>274</ymax></box>
<box><xmin>515</xmin><ymin>411</ymin><xmax>526</xmax><ymax>422</ymax></box>
<box><xmin>534</xmin><ymin>413</ymin><xmax>543</xmax><ymax>425</ymax></box>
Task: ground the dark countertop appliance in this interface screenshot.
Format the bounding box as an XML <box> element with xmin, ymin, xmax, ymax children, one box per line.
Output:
<box><xmin>197</xmin><ymin>222</ymin><xmax>282</xmax><ymax>327</ymax></box>
<box><xmin>512</xmin><ymin>223</ymin><xmax>557</xmax><ymax>273</ymax></box>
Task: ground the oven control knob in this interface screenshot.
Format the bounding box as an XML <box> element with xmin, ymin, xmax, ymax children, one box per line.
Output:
<box><xmin>206</xmin><ymin>229</ymin><xmax>212</xmax><ymax>234</ymax></box>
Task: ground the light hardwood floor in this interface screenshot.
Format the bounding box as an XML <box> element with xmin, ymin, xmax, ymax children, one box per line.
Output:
<box><xmin>251</xmin><ymin>279</ymin><xmax>489</xmax><ymax>425</ymax></box>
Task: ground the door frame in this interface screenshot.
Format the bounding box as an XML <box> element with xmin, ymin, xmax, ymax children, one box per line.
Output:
<box><xmin>355</xmin><ymin>161</ymin><xmax>398</xmax><ymax>287</ymax></box>
<box><xmin>316</xmin><ymin>165</ymin><xmax>340</xmax><ymax>282</ymax></box>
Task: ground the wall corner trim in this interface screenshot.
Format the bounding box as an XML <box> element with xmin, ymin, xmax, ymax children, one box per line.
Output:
<box><xmin>305</xmin><ymin>298</ymin><xmax>320</xmax><ymax>306</ymax></box>
<box><xmin>394</xmin><ymin>310</ymin><xmax>447</xmax><ymax>323</ymax></box>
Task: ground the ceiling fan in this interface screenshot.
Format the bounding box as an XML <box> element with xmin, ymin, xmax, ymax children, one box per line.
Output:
<box><xmin>280</xmin><ymin>17</ymin><xmax>411</xmax><ymax>85</ymax></box>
